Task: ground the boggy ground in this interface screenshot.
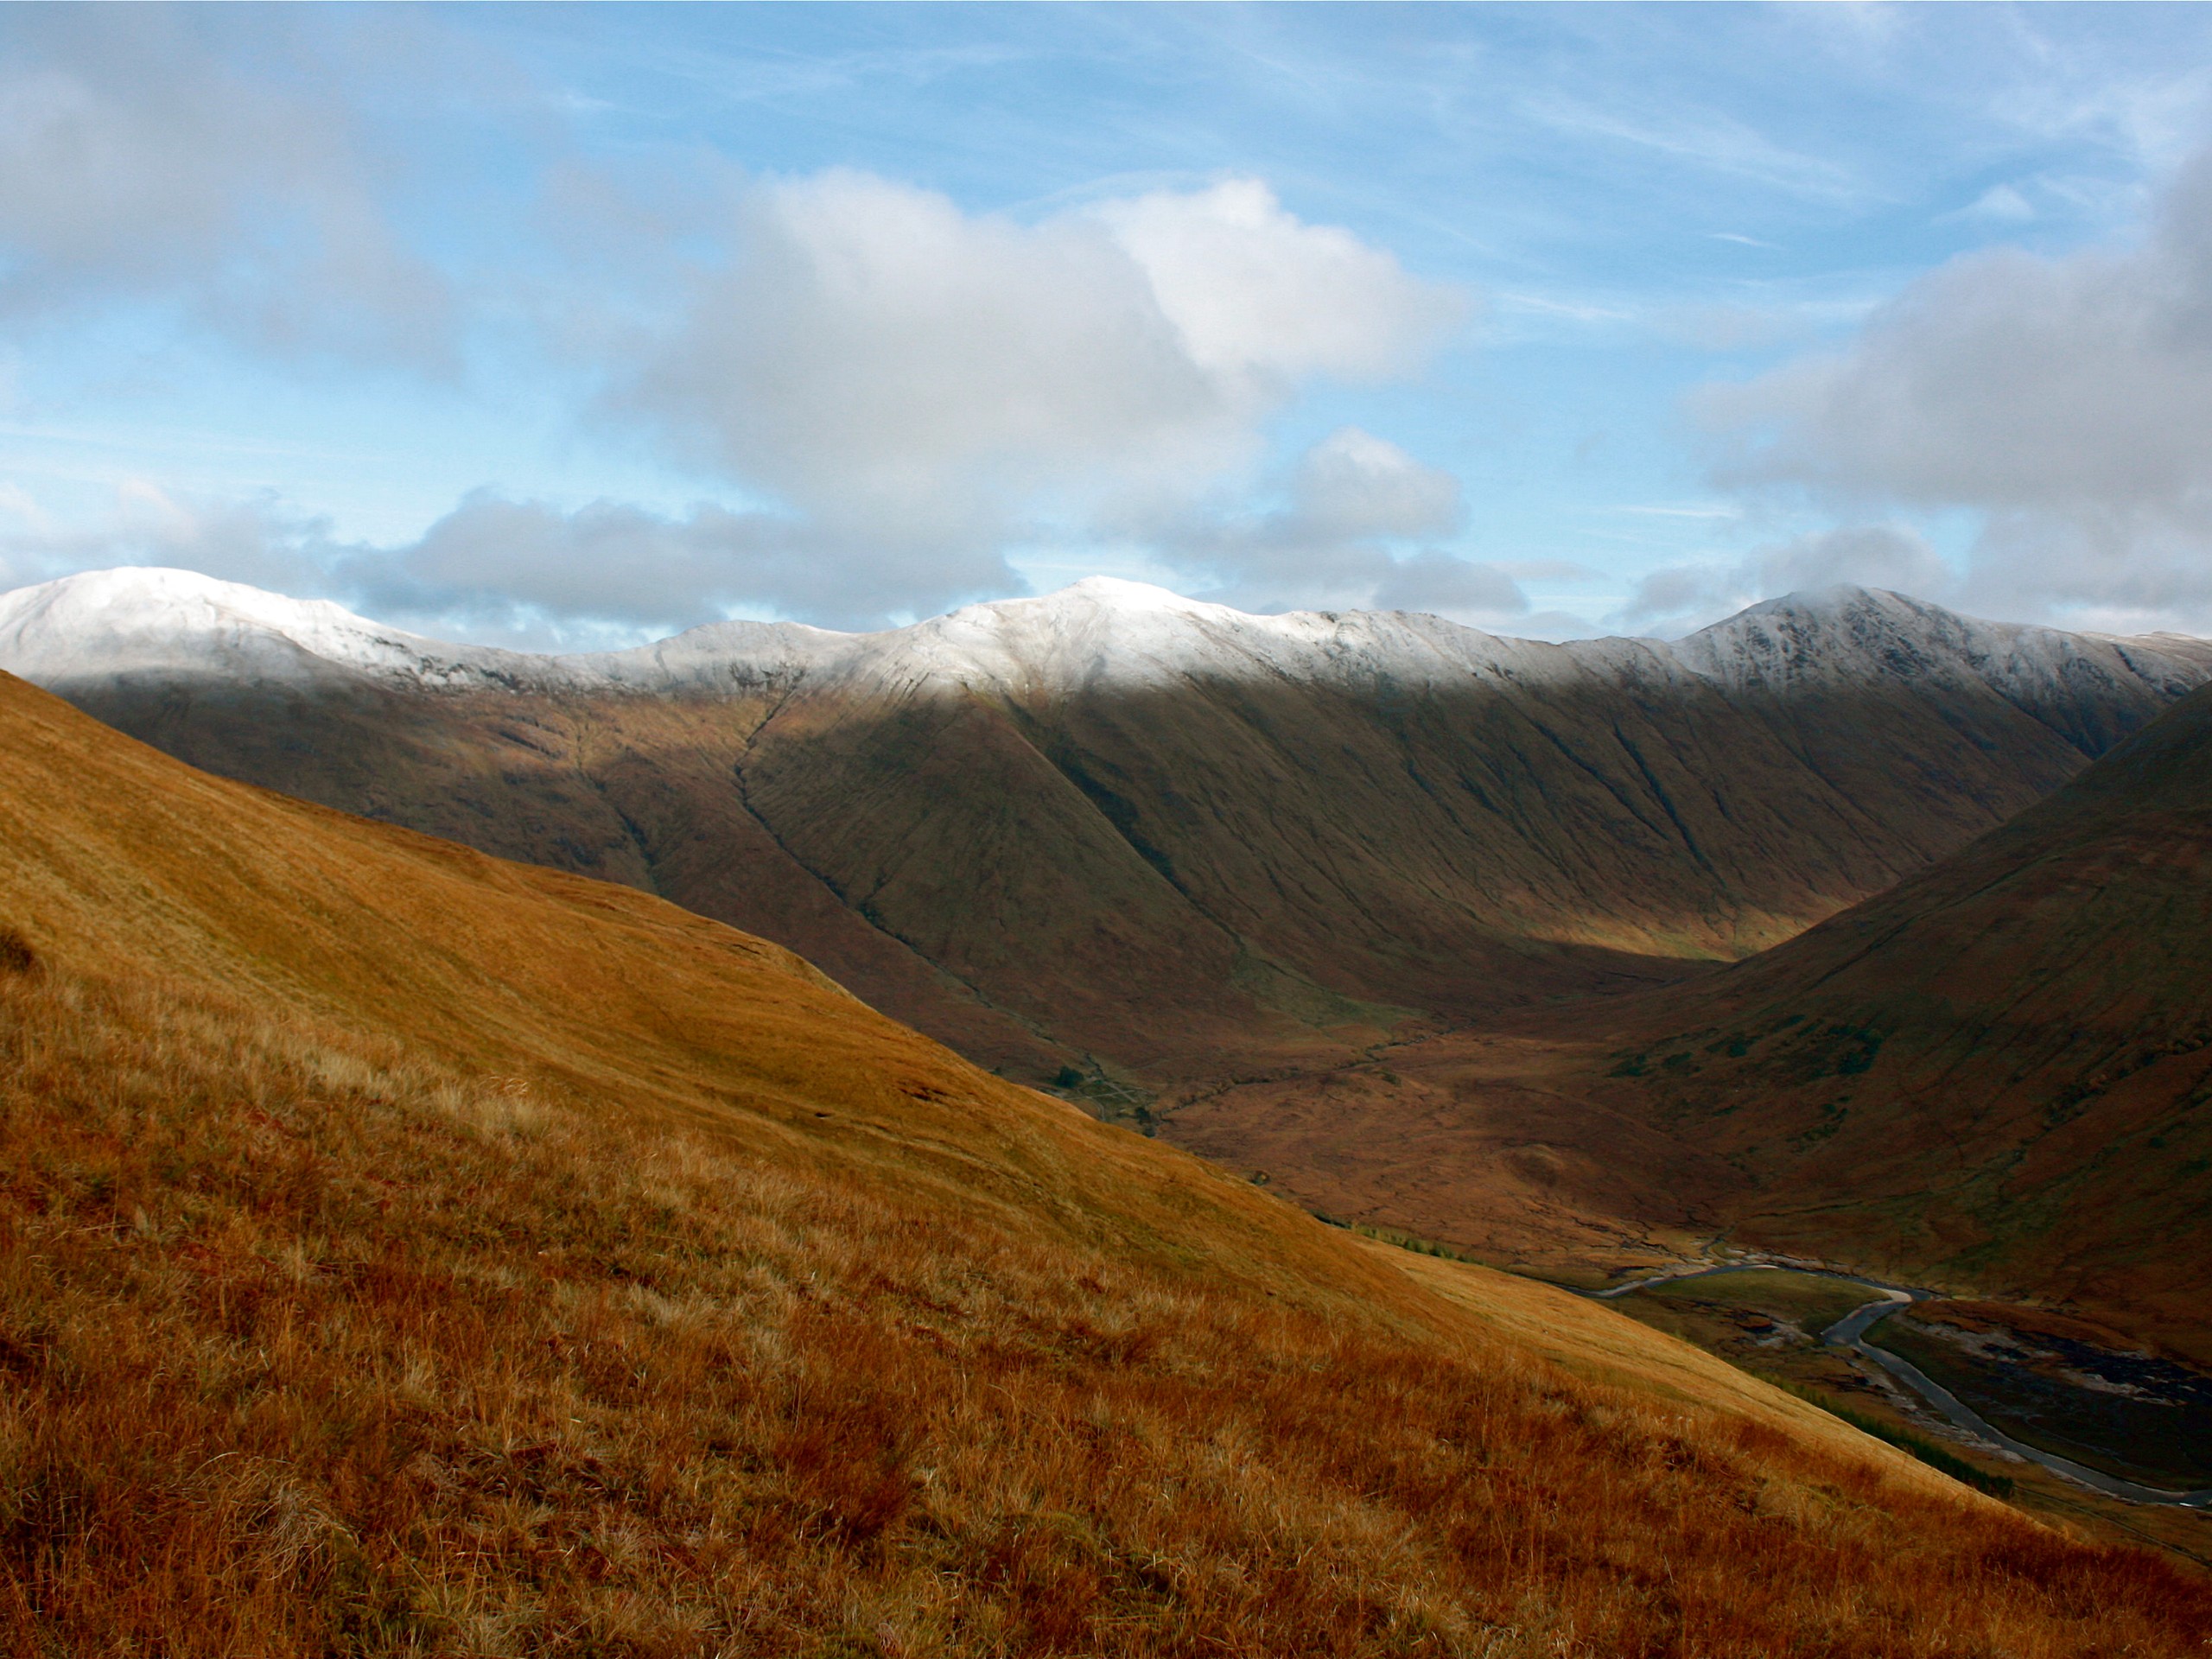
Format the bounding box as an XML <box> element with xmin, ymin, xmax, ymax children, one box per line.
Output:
<box><xmin>4</xmin><ymin>669</ymin><xmax>2210</xmax><ymax>1655</ymax></box>
<box><xmin>1158</xmin><ymin>1026</ymin><xmax>1727</xmax><ymax>1287</ymax></box>
<box><xmin>1878</xmin><ymin>1302</ymin><xmax>2212</xmax><ymax>1489</ymax></box>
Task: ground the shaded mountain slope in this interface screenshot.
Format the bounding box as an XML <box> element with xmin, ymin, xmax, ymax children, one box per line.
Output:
<box><xmin>4</xmin><ymin>671</ymin><xmax>2203</xmax><ymax>1652</ymax></box>
<box><xmin>1573</xmin><ymin>678</ymin><xmax>2212</xmax><ymax>1358</ymax></box>
<box><xmin>7</xmin><ymin>569</ymin><xmax>2209</xmax><ymax>1089</ymax></box>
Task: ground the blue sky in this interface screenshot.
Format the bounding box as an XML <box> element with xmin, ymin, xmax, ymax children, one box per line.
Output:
<box><xmin>6</xmin><ymin>3</ymin><xmax>2212</xmax><ymax>645</ymax></box>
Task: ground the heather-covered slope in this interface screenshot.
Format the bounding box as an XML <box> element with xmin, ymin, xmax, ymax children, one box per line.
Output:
<box><xmin>8</xmin><ymin>569</ymin><xmax>2208</xmax><ymax>1086</ymax></box>
<box><xmin>1580</xmin><ymin>680</ymin><xmax>2212</xmax><ymax>1358</ymax></box>
<box><xmin>3</xmin><ymin>668</ymin><xmax>2207</xmax><ymax>1654</ymax></box>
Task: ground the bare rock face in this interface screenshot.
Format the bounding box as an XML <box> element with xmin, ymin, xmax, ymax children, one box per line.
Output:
<box><xmin>6</xmin><ymin>566</ymin><xmax>2209</xmax><ymax>1088</ymax></box>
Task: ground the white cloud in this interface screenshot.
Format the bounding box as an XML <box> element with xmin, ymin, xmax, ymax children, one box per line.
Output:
<box><xmin>2</xmin><ymin>434</ymin><xmax>1505</xmax><ymax>642</ymax></box>
<box><xmin>378</xmin><ymin>491</ymin><xmax>988</xmax><ymax>635</ymax></box>
<box><xmin>0</xmin><ymin>10</ymin><xmax>456</xmax><ymax>369</ymax></box>
<box><xmin>613</xmin><ymin>172</ymin><xmax>1468</xmax><ymax>620</ymax></box>
<box><xmin>1282</xmin><ymin>426</ymin><xmax>1465</xmax><ymax>545</ymax></box>
<box><xmin>0</xmin><ymin>483</ymin><xmax>924</xmax><ymax>645</ymax></box>
<box><xmin>1374</xmin><ymin>550</ymin><xmax>1526</xmax><ymax>618</ymax></box>
<box><xmin>1157</xmin><ymin>427</ymin><xmax>1458</xmax><ymax>602</ymax></box>
<box><xmin>0</xmin><ymin>481</ymin><xmax>342</xmax><ymax>598</ymax></box>
<box><xmin>1697</xmin><ymin>146</ymin><xmax>2212</xmax><ymax>632</ymax></box>
<box><xmin>0</xmin><ymin>19</ymin><xmax>1478</xmax><ymax>633</ymax></box>
<box><xmin>1096</xmin><ymin>178</ymin><xmax>1466</xmax><ymax>386</ymax></box>
<box><xmin>1141</xmin><ymin>426</ymin><xmax>1523</xmax><ymax>621</ymax></box>
<box><xmin>4</xmin><ymin>157</ymin><xmax>1473</xmax><ymax>638</ymax></box>
<box><xmin>1618</xmin><ymin>524</ymin><xmax>1951</xmax><ymax>634</ymax></box>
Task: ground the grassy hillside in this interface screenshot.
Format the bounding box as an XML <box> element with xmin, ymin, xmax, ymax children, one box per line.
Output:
<box><xmin>1579</xmin><ymin>681</ymin><xmax>2212</xmax><ymax>1358</ymax></box>
<box><xmin>3</xmin><ymin>670</ymin><xmax>2207</xmax><ymax>1655</ymax></box>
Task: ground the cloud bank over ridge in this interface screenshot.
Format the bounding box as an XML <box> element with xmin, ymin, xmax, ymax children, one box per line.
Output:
<box><xmin>1687</xmin><ymin>147</ymin><xmax>2212</xmax><ymax>636</ymax></box>
<box><xmin>1</xmin><ymin>104</ymin><xmax>1485</xmax><ymax>638</ymax></box>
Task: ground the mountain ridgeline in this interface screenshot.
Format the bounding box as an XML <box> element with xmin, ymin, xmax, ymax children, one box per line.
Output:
<box><xmin>6</xmin><ymin>568</ymin><xmax>2208</xmax><ymax>1090</ymax></box>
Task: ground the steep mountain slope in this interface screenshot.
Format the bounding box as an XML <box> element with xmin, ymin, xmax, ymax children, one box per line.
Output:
<box><xmin>6</xmin><ymin>670</ymin><xmax>2203</xmax><ymax>1653</ymax></box>
<box><xmin>1574</xmin><ymin>678</ymin><xmax>2212</xmax><ymax>1359</ymax></box>
<box><xmin>7</xmin><ymin>568</ymin><xmax>2209</xmax><ymax>1089</ymax></box>
<box><xmin>1180</xmin><ymin>681</ymin><xmax>2212</xmax><ymax>1358</ymax></box>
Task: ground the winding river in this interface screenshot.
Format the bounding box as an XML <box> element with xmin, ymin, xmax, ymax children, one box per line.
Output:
<box><xmin>1600</xmin><ymin>1265</ymin><xmax>2212</xmax><ymax>1509</ymax></box>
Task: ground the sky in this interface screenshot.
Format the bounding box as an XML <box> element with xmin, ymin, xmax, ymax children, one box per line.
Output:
<box><xmin>7</xmin><ymin>3</ymin><xmax>2212</xmax><ymax>647</ymax></box>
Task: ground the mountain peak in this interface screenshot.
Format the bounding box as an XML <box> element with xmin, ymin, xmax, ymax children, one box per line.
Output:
<box><xmin>0</xmin><ymin>565</ymin><xmax>453</xmax><ymax>689</ymax></box>
<box><xmin>950</xmin><ymin>576</ymin><xmax>1243</xmax><ymax>627</ymax></box>
<box><xmin>18</xmin><ymin>563</ymin><xmax>360</xmax><ymax>626</ymax></box>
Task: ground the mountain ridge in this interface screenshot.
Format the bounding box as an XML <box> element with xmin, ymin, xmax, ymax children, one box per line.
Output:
<box><xmin>8</xmin><ymin>565</ymin><xmax>2209</xmax><ymax>1092</ymax></box>
<box><xmin>9</xmin><ymin>565</ymin><xmax>2209</xmax><ymax>709</ymax></box>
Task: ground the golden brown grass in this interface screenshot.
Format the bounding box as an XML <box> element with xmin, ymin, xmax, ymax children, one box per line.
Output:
<box><xmin>2</xmin><ymin>671</ymin><xmax>2209</xmax><ymax>1656</ymax></box>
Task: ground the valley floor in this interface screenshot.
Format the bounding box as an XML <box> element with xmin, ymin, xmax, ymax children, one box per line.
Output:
<box><xmin>1160</xmin><ymin>1012</ymin><xmax>2212</xmax><ymax>1572</ymax></box>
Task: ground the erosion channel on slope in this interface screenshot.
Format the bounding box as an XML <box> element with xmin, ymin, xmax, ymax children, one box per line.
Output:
<box><xmin>1604</xmin><ymin>1264</ymin><xmax>2212</xmax><ymax>1509</ymax></box>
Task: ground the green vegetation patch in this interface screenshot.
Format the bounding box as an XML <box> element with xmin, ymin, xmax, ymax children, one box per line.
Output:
<box><xmin>1354</xmin><ymin>1224</ymin><xmax>1484</xmax><ymax>1264</ymax></box>
<box><xmin>1641</xmin><ymin>1270</ymin><xmax>1884</xmax><ymax>1335</ymax></box>
<box><xmin>1877</xmin><ymin>1316</ymin><xmax>2212</xmax><ymax>1489</ymax></box>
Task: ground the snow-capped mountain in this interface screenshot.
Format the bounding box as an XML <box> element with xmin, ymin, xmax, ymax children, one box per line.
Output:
<box><xmin>4</xmin><ymin>563</ymin><xmax>2208</xmax><ymax>1090</ymax></box>
<box><xmin>4</xmin><ymin>566</ymin><xmax>2207</xmax><ymax>709</ymax></box>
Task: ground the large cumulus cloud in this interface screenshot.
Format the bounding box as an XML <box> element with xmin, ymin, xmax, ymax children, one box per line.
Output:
<box><xmin>607</xmin><ymin>172</ymin><xmax>1470</xmax><ymax>624</ymax></box>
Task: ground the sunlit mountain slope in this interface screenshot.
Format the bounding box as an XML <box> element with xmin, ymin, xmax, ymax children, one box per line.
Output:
<box><xmin>8</xmin><ymin>568</ymin><xmax>2208</xmax><ymax>1089</ymax></box>
<box><xmin>1</xmin><ymin>668</ymin><xmax>2204</xmax><ymax>1654</ymax></box>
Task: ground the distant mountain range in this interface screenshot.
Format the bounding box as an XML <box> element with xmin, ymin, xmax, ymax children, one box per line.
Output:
<box><xmin>8</xmin><ymin>566</ymin><xmax>2209</xmax><ymax>1097</ymax></box>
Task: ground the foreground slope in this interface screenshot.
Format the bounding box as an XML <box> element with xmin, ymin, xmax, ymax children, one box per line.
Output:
<box><xmin>1579</xmin><ymin>679</ymin><xmax>2212</xmax><ymax>1357</ymax></box>
<box><xmin>8</xmin><ymin>568</ymin><xmax>2208</xmax><ymax>1087</ymax></box>
<box><xmin>1</xmin><ymin>671</ymin><xmax>2204</xmax><ymax>1655</ymax></box>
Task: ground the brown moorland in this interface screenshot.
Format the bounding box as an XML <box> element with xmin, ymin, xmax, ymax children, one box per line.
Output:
<box><xmin>1573</xmin><ymin>677</ymin><xmax>2212</xmax><ymax>1361</ymax></box>
<box><xmin>3</xmin><ymin>670</ymin><xmax>2209</xmax><ymax>1654</ymax></box>
<box><xmin>1176</xmin><ymin>679</ymin><xmax>2212</xmax><ymax>1372</ymax></box>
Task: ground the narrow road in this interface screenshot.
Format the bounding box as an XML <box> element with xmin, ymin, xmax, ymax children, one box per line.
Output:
<box><xmin>1598</xmin><ymin>1262</ymin><xmax>2212</xmax><ymax>1508</ymax></box>
<box><xmin>1821</xmin><ymin>1287</ymin><xmax>2212</xmax><ymax>1509</ymax></box>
